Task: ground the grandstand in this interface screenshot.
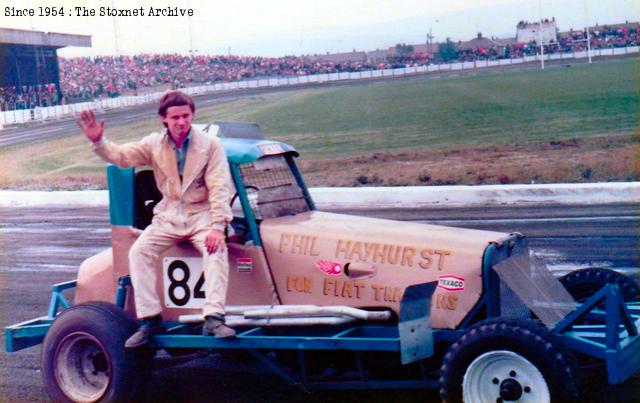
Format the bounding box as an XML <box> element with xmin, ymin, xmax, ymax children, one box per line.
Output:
<box><xmin>0</xmin><ymin>28</ymin><xmax>90</xmax><ymax>111</ymax></box>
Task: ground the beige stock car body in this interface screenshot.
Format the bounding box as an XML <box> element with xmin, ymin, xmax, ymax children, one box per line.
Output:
<box><xmin>77</xmin><ymin>209</ymin><xmax>507</xmax><ymax>330</ymax></box>
<box><xmin>74</xmin><ymin>126</ymin><xmax>509</xmax><ymax>330</ymax></box>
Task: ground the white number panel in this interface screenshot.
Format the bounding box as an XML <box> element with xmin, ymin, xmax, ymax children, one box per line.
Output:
<box><xmin>162</xmin><ymin>257</ymin><xmax>205</xmax><ymax>309</ymax></box>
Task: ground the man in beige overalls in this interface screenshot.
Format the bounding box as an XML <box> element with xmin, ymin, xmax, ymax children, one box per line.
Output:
<box><xmin>77</xmin><ymin>91</ymin><xmax>236</xmax><ymax>347</ymax></box>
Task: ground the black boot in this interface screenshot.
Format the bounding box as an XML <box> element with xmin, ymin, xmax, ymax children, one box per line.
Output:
<box><xmin>203</xmin><ymin>315</ymin><xmax>236</xmax><ymax>338</ymax></box>
<box><xmin>125</xmin><ymin>315</ymin><xmax>164</xmax><ymax>348</ymax></box>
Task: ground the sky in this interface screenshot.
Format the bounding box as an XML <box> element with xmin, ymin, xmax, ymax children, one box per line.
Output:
<box><xmin>1</xmin><ymin>0</ymin><xmax>638</xmax><ymax>57</ymax></box>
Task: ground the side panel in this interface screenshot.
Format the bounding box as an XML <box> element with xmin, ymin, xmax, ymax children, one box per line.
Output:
<box><xmin>260</xmin><ymin>211</ymin><xmax>499</xmax><ymax>329</ymax></box>
<box><xmin>154</xmin><ymin>243</ymin><xmax>276</xmax><ymax>321</ymax></box>
<box><xmin>226</xmin><ymin>243</ymin><xmax>280</xmax><ymax>306</ymax></box>
<box><xmin>110</xmin><ymin>224</ymin><xmax>276</xmax><ymax>320</ymax></box>
<box><xmin>74</xmin><ymin>248</ymin><xmax>118</xmax><ymax>305</ymax></box>
<box><xmin>111</xmin><ymin>225</ymin><xmax>139</xmax><ymax>316</ymax></box>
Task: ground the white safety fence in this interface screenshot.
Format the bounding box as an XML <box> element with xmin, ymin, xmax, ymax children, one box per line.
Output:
<box><xmin>1</xmin><ymin>46</ymin><xmax>637</xmax><ymax>128</ymax></box>
<box><xmin>1</xmin><ymin>182</ymin><xmax>638</xmax><ymax>208</ymax></box>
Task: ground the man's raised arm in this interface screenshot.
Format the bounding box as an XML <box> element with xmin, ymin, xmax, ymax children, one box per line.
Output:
<box><xmin>77</xmin><ymin>109</ymin><xmax>153</xmax><ymax>168</ymax></box>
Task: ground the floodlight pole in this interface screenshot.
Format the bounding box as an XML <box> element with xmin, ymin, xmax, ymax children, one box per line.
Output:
<box><xmin>539</xmin><ymin>19</ymin><xmax>545</xmax><ymax>70</ymax></box>
<box><xmin>427</xmin><ymin>19</ymin><xmax>439</xmax><ymax>60</ymax></box>
<box><xmin>584</xmin><ymin>0</ymin><xmax>593</xmax><ymax>64</ymax></box>
<box><xmin>538</xmin><ymin>0</ymin><xmax>544</xmax><ymax>70</ymax></box>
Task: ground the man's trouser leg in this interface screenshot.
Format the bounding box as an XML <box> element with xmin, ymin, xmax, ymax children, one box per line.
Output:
<box><xmin>190</xmin><ymin>218</ymin><xmax>230</xmax><ymax>318</ymax></box>
<box><xmin>129</xmin><ymin>222</ymin><xmax>179</xmax><ymax>319</ymax></box>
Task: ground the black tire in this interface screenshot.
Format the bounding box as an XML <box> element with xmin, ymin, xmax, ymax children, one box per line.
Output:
<box><xmin>41</xmin><ymin>301</ymin><xmax>151</xmax><ymax>402</ymax></box>
<box><xmin>439</xmin><ymin>318</ymin><xmax>578</xmax><ymax>403</ymax></box>
<box><xmin>560</xmin><ymin>267</ymin><xmax>640</xmax><ymax>303</ymax></box>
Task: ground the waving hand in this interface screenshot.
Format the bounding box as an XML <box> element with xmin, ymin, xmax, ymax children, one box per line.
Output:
<box><xmin>76</xmin><ymin>110</ymin><xmax>104</xmax><ymax>142</ymax></box>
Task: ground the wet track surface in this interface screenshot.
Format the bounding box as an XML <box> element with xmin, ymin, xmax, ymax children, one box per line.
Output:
<box><xmin>1</xmin><ymin>203</ymin><xmax>638</xmax><ymax>401</ymax></box>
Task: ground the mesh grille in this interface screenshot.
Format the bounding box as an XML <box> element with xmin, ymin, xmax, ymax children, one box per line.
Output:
<box><xmin>239</xmin><ymin>160</ymin><xmax>297</xmax><ymax>189</ymax></box>
<box><xmin>237</xmin><ymin>156</ymin><xmax>309</xmax><ymax>219</ymax></box>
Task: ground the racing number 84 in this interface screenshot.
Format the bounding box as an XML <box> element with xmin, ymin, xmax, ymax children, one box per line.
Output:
<box><xmin>167</xmin><ymin>260</ymin><xmax>205</xmax><ymax>306</ymax></box>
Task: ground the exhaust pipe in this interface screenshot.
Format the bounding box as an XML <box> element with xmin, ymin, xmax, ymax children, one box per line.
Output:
<box><xmin>178</xmin><ymin>305</ymin><xmax>392</xmax><ymax>325</ymax></box>
<box><xmin>244</xmin><ymin>306</ymin><xmax>391</xmax><ymax>321</ymax></box>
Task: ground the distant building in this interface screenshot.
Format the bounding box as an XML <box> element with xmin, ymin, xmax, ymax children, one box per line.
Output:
<box><xmin>493</xmin><ymin>37</ymin><xmax>518</xmax><ymax>47</ymax></box>
<box><xmin>310</xmin><ymin>50</ymin><xmax>366</xmax><ymax>63</ymax></box>
<box><xmin>412</xmin><ymin>43</ymin><xmax>439</xmax><ymax>55</ymax></box>
<box><xmin>458</xmin><ymin>33</ymin><xmax>505</xmax><ymax>51</ymax></box>
<box><xmin>365</xmin><ymin>43</ymin><xmax>438</xmax><ymax>63</ymax></box>
<box><xmin>516</xmin><ymin>19</ymin><xmax>558</xmax><ymax>44</ymax></box>
<box><xmin>365</xmin><ymin>48</ymin><xmax>390</xmax><ymax>63</ymax></box>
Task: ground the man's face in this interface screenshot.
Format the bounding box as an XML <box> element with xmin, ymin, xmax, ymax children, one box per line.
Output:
<box><xmin>162</xmin><ymin>105</ymin><xmax>194</xmax><ymax>140</ymax></box>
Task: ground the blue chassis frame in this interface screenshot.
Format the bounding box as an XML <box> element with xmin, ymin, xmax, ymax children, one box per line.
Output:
<box><xmin>6</xmin><ymin>263</ymin><xmax>640</xmax><ymax>389</ymax></box>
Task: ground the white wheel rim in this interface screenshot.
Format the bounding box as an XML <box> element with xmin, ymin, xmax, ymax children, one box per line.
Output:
<box><xmin>53</xmin><ymin>332</ymin><xmax>111</xmax><ymax>402</ymax></box>
<box><xmin>462</xmin><ymin>350</ymin><xmax>550</xmax><ymax>403</ymax></box>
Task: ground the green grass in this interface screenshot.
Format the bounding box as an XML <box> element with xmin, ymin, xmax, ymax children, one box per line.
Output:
<box><xmin>1</xmin><ymin>57</ymin><xmax>638</xmax><ymax>186</ymax></box>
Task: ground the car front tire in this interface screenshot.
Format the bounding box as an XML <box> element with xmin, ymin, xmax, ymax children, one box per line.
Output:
<box><xmin>41</xmin><ymin>301</ymin><xmax>150</xmax><ymax>402</ymax></box>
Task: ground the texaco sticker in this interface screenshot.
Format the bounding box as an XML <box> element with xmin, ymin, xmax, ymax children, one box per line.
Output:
<box><xmin>237</xmin><ymin>257</ymin><xmax>252</xmax><ymax>273</ymax></box>
<box><xmin>438</xmin><ymin>275</ymin><xmax>465</xmax><ymax>292</ymax></box>
<box><xmin>316</xmin><ymin>259</ymin><xmax>342</xmax><ymax>276</ymax></box>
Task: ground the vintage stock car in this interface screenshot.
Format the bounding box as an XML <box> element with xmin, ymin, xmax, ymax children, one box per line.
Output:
<box><xmin>6</xmin><ymin>123</ymin><xmax>640</xmax><ymax>403</ymax></box>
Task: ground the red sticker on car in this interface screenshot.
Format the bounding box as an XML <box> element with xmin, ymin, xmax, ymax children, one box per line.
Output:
<box><xmin>316</xmin><ymin>259</ymin><xmax>342</xmax><ymax>276</ymax></box>
<box><xmin>438</xmin><ymin>275</ymin><xmax>465</xmax><ymax>292</ymax></box>
<box><xmin>237</xmin><ymin>257</ymin><xmax>252</xmax><ymax>273</ymax></box>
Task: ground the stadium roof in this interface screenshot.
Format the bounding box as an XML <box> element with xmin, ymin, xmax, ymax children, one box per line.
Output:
<box><xmin>0</xmin><ymin>28</ymin><xmax>91</xmax><ymax>48</ymax></box>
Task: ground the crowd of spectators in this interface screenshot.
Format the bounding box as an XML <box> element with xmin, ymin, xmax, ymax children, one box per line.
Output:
<box><xmin>0</xmin><ymin>23</ymin><xmax>637</xmax><ymax>111</ymax></box>
<box><xmin>459</xmin><ymin>24</ymin><xmax>638</xmax><ymax>62</ymax></box>
<box><xmin>56</xmin><ymin>54</ymin><xmax>388</xmax><ymax>102</ymax></box>
<box><xmin>0</xmin><ymin>84</ymin><xmax>58</xmax><ymax>111</ymax></box>
<box><xmin>557</xmin><ymin>24</ymin><xmax>638</xmax><ymax>52</ymax></box>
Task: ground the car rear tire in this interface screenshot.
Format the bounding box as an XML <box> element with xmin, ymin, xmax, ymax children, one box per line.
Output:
<box><xmin>559</xmin><ymin>267</ymin><xmax>640</xmax><ymax>303</ymax></box>
<box><xmin>439</xmin><ymin>318</ymin><xmax>578</xmax><ymax>403</ymax></box>
<box><xmin>41</xmin><ymin>301</ymin><xmax>151</xmax><ymax>402</ymax></box>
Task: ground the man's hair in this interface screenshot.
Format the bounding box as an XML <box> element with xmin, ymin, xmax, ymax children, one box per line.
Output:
<box><xmin>158</xmin><ymin>91</ymin><xmax>195</xmax><ymax>117</ymax></box>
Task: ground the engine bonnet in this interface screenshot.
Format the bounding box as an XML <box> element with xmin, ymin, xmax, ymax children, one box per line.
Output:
<box><xmin>260</xmin><ymin>211</ymin><xmax>510</xmax><ymax>329</ymax></box>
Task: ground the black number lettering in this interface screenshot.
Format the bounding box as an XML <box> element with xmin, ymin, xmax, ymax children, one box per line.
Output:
<box><xmin>167</xmin><ymin>260</ymin><xmax>190</xmax><ymax>306</ymax></box>
<box><xmin>194</xmin><ymin>273</ymin><xmax>205</xmax><ymax>299</ymax></box>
